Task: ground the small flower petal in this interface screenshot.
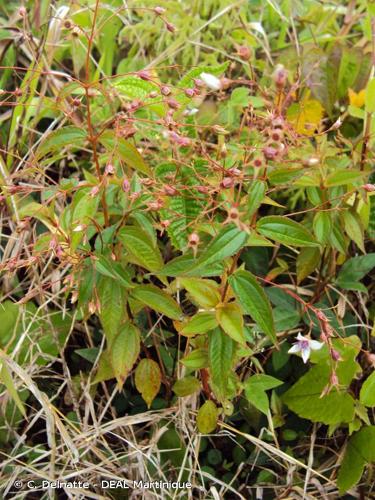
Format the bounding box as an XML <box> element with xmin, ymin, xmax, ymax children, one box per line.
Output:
<box><xmin>296</xmin><ymin>332</ymin><xmax>305</xmax><ymax>341</ymax></box>
<box><xmin>310</xmin><ymin>340</ymin><xmax>324</xmax><ymax>351</ymax></box>
<box><xmin>200</xmin><ymin>72</ymin><xmax>222</xmax><ymax>91</ymax></box>
<box><xmin>301</xmin><ymin>346</ymin><xmax>311</xmax><ymax>364</ymax></box>
<box><xmin>288</xmin><ymin>344</ymin><xmax>301</xmax><ymax>354</ymax></box>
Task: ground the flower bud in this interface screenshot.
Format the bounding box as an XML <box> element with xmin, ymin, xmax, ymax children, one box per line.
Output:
<box><xmin>166</xmin><ymin>98</ymin><xmax>180</xmax><ymax>110</ymax></box>
<box><xmin>18</xmin><ymin>6</ymin><xmax>27</xmax><ymax>17</ymax></box>
<box><xmin>72</xmin><ymin>26</ymin><xmax>81</xmax><ymax>37</ymax></box>
<box><xmin>188</xmin><ymin>232</ymin><xmax>200</xmax><ymax>246</ymax></box>
<box><xmin>137</xmin><ymin>70</ymin><xmax>151</xmax><ymax>81</ymax></box>
<box><xmin>196</xmin><ymin>185</ymin><xmax>209</xmax><ymax>194</ymax></box>
<box><xmin>149</xmin><ymin>90</ymin><xmax>158</xmax><ymax>98</ymax></box>
<box><xmin>272</xmin><ymin>64</ymin><xmax>288</xmax><ymax>88</ymax></box>
<box><xmin>122</xmin><ymin>178</ymin><xmax>130</xmax><ymax>192</ymax></box>
<box><xmin>161</xmin><ymin>85</ymin><xmax>171</xmax><ymax>96</ymax></box>
<box><xmin>269</xmin><ymin>129</ymin><xmax>283</xmax><ymax>142</ymax></box>
<box><xmin>363</xmin><ymin>183</ymin><xmax>375</xmax><ymax>192</ymax></box>
<box><xmin>89</xmin><ymin>185</ymin><xmax>100</xmax><ymax>197</ymax></box>
<box><xmin>193</xmin><ymin>78</ymin><xmax>204</xmax><ymax>88</ymax></box>
<box><xmin>184</xmin><ymin>88</ymin><xmax>195</xmax><ymax>98</ymax></box>
<box><xmin>236</xmin><ymin>45</ymin><xmax>251</xmax><ymax>61</ymax></box>
<box><xmin>166</xmin><ymin>22</ymin><xmax>176</xmax><ymax>33</ymax></box>
<box><xmin>105</xmin><ymin>163</ymin><xmax>115</xmax><ymax>175</ymax></box>
<box><xmin>163</xmin><ymin>185</ymin><xmax>178</xmax><ymax>196</ymax></box>
<box><xmin>331</xmin><ymin>349</ymin><xmax>341</xmax><ymax>362</ymax></box>
<box><xmin>154</xmin><ymin>6</ymin><xmax>166</xmax><ymax>15</ymax></box>
<box><xmin>221</xmin><ymin>177</ymin><xmax>234</xmax><ymax>189</ymax></box>
<box><xmin>263</xmin><ymin>146</ymin><xmax>278</xmax><ymax>160</ymax></box>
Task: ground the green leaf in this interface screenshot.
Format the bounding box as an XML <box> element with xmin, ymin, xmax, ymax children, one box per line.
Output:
<box><xmin>98</xmin><ymin>277</ymin><xmax>125</xmax><ymax>345</ymax></box>
<box><xmin>337</xmin><ymin>426</ymin><xmax>375</xmax><ymax>493</ymax></box>
<box><xmin>216</xmin><ymin>302</ymin><xmax>246</xmax><ymax>345</ymax></box>
<box><xmin>192</xmin><ymin>225</ymin><xmax>248</xmax><ymax>271</ymax></box>
<box><xmin>283</xmin><ymin>364</ymin><xmax>355</xmax><ymax>424</ymax></box>
<box><xmin>336</xmin><ymin>253</ymin><xmax>375</xmax><ymax>289</ymax></box>
<box><xmin>228</xmin><ymin>270</ymin><xmax>276</xmax><ymax>344</ymax></box>
<box><xmin>365</xmin><ymin>78</ymin><xmax>375</xmax><ymax>113</ymax></box>
<box><xmin>37</xmin><ymin>127</ymin><xmax>86</xmax><ymax>158</ymax></box>
<box><xmin>99</xmin><ymin>130</ymin><xmax>151</xmax><ymax>175</ymax></box>
<box><xmin>180</xmin><ymin>312</ymin><xmax>218</xmax><ymax>337</ymax></box>
<box><xmin>173</xmin><ymin>376</ymin><xmax>201</xmax><ymax>397</ymax></box>
<box><xmin>297</xmin><ymin>247</ymin><xmax>320</xmax><ymax>284</ymax></box>
<box><xmin>135</xmin><ymin>359</ymin><xmax>161</xmax><ymax>408</ymax></box>
<box><xmin>118</xmin><ymin>226</ymin><xmax>163</xmax><ymax>272</ymax></box>
<box><xmin>177</xmin><ymin>62</ymin><xmax>228</xmax><ymax>104</ymax></box>
<box><xmin>0</xmin><ymin>360</ymin><xmax>26</xmax><ymax>417</ymax></box>
<box><xmin>343</xmin><ymin>209</ymin><xmax>364</xmax><ymax>252</ymax></box>
<box><xmin>313</xmin><ymin>211</ymin><xmax>332</xmax><ymax>244</ymax></box>
<box><xmin>95</xmin><ymin>255</ymin><xmax>132</xmax><ymax>288</ymax></box>
<box><xmin>196</xmin><ymin>400</ymin><xmax>219</xmax><ymax>434</ymax></box>
<box><xmin>181</xmin><ymin>349</ymin><xmax>208</xmax><ymax>370</ymax></box>
<box><xmin>247</xmin><ymin>180</ymin><xmax>267</xmax><ymax>217</ymax></box>
<box><xmin>113</xmin><ymin>75</ymin><xmax>164</xmax><ymax>115</ymax></box>
<box><xmin>111</xmin><ymin>323</ymin><xmax>140</xmax><ymax>388</ymax></box>
<box><xmin>160</xmin><ymin>254</ymin><xmax>224</xmax><ymax>277</ymax></box>
<box><xmin>179</xmin><ymin>278</ymin><xmax>220</xmax><ymax>309</ymax></box>
<box><xmin>325</xmin><ymin>170</ymin><xmax>363</xmax><ymax>187</ymax></box>
<box><xmin>131</xmin><ymin>284</ymin><xmax>182</xmax><ymax>320</ymax></box>
<box><xmin>244</xmin><ymin>374</ymin><xmax>283</xmax><ymax>415</ymax></box>
<box><xmin>360</xmin><ymin>372</ymin><xmax>375</xmax><ymax>407</ymax></box>
<box><xmin>257</xmin><ymin>216</ymin><xmax>319</xmax><ymax>247</ymax></box>
<box><xmin>92</xmin><ymin>351</ymin><xmax>114</xmax><ymax>384</ymax></box>
<box><xmin>208</xmin><ymin>328</ymin><xmax>235</xmax><ymax>400</ymax></box>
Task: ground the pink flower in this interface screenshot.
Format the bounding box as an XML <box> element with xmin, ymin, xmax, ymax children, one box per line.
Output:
<box><xmin>288</xmin><ymin>333</ymin><xmax>323</xmax><ymax>363</ymax></box>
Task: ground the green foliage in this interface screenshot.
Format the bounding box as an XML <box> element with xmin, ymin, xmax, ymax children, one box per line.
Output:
<box><xmin>0</xmin><ymin>0</ymin><xmax>374</xmax><ymax>496</ymax></box>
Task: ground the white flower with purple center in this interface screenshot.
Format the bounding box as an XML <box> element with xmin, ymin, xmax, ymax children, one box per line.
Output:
<box><xmin>288</xmin><ymin>333</ymin><xmax>323</xmax><ymax>363</ymax></box>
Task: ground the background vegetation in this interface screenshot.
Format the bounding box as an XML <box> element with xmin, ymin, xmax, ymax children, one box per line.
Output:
<box><xmin>0</xmin><ymin>0</ymin><xmax>374</xmax><ymax>498</ymax></box>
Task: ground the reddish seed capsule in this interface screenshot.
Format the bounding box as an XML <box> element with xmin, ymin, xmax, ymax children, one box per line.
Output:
<box><xmin>184</xmin><ymin>88</ymin><xmax>195</xmax><ymax>98</ymax></box>
<box><xmin>273</xmin><ymin>64</ymin><xmax>288</xmax><ymax>88</ymax></box>
<box><xmin>137</xmin><ymin>70</ymin><xmax>151</xmax><ymax>81</ymax></box>
<box><xmin>167</xmin><ymin>98</ymin><xmax>180</xmax><ymax>110</ymax></box>
<box><xmin>236</xmin><ymin>45</ymin><xmax>251</xmax><ymax>61</ymax></box>
<box><xmin>122</xmin><ymin>178</ymin><xmax>130</xmax><ymax>192</ymax></box>
<box><xmin>166</xmin><ymin>22</ymin><xmax>176</xmax><ymax>33</ymax></box>
<box><xmin>253</xmin><ymin>158</ymin><xmax>263</xmax><ymax>168</ymax></box>
<box><xmin>161</xmin><ymin>219</ymin><xmax>171</xmax><ymax>228</ymax></box>
<box><xmin>270</xmin><ymin>129</ymin><xmax>283</xmax><ymax>142</ymax></box>
<box><xmin>331</xmin><ymin>349</ymin><xmax>341</xmax><ymax>362</ymax></box>
<box><xmin>161</xmin><ymin>85</ymin><xmax>171</xmax><ymax>96</ymax></box>
<box><xmin>228</xmin><ymin>207</ymin><xmax>239</xmax><ymax>219</ymax></box>
<box><xmin>193</xmin><ymin>78</ymin><xmax>204</xmax><ymax>88</ymax></box>
<box><xmin>90</xmin><ymin>185</ymin><xmax>100</xmax><ymax>197</ymax></box>
<box><xmin>71</xmin><ymin>97</ymin><xmax>81</xmax><ymax>107</ymax></box>
<box><xmin>196</xmin><ymin>185</ymin><xmax>209</xmax><ymax>194</ymax></box>
<box><xmin>105</xmin><ymin>163</ymin><xmax>115</xmax><ymax>175</ymax></box>
<box><xmin>154</xmin><ymin>6</ymin><xmax>166</xmax><ymax>15</ymax></box>
<box><xmin>188</xmin><ymin>232</ymin><xmax>200</xmax><ymax>245</ymax></box>
<box><xmin>272</xmin><ymin>117</ymin><xmax>284</xmax><ymax>129</ymax></box>
<box><xmin>330</xmin><ymin>372</ymin><xmax>339</xmax><ymax>386</ymax></box>
<box><xmin>64</xmin><ymin>19</ymin><xmax>73</xmax><ymax>29</ymax></box>
<box><xmin>228</xmin><ymin>167</ymin><xmax>241</xmax><ymax>177</ymax></box>
<box><xmin>221</xmin><ymin>177</ymin><xmax>234</xmax><ymax>189</ymax></box>
<box><xmin>163</xmin><ymin>185</ymin><xmax>177</xmax><ymax>196</ymax></box>
<box><xmin>263</xmin><ymin>146</ymin><xmax>278</xmax><ymax>160</ymax></box>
